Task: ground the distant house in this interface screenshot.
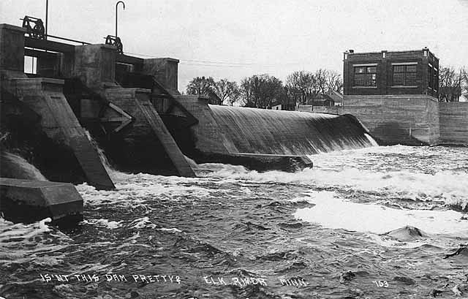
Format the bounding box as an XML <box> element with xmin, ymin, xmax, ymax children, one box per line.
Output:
<box><xmin>326</xmin><ymin>90</ymin><xmax>343</xmax><ymax>106</ymax></box>
<box><xmin>270</xmin><ymin>100</ymin><xmax>295</xmax><ymax>111</ymax></box>
<box><xmin>304</xmin><ymin>91</ymin><xmax>343</xmax><ymax>107</ymax></box>
<box><xmin>198</xmin><ymin>92</ymin><xmax>222</xmax><ymax>105</ymax></box>
<box><xmin>207</xmin><ymin>93</ymin><xmax>222</xmax><ymax>105</ymax></box>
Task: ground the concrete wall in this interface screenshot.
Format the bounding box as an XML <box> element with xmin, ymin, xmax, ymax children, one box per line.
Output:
<box><xmin>73</xmin><ymin>44</ymin><xmax>116</xmax><ymax>89</ymax></box>
<box><xmin>439</xmin><ymin>102</ymin><xmax>468</xmax><ymax>145</ymax></box>
<box><xmin>343</xmin><ymin>95</ymin><xmax>440</xmax><ymax>145</ymax></box>
<box><xmin>297</xmin><ymin>105</ymin><xmax>341</xmax><ymax>115</ymax></box>
<box><xmin>0</xmin><ymin>24</ymin><xmax>26</xmax><ymax>73</ymax></box>
<box><xmin>143</xmin><ymin>58</ymin><xmax>180</xmax><ymax>95</ymax></box>
<box><xmin>174</xmin><ymin>96</ymin><xmax>230</xmax><ymax>154</ymax></box>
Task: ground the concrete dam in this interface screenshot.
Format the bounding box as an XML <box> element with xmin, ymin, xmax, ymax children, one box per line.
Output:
<box><xmin>209</xmin><ymin>105</ymin><xmax>374</xmax><ymax>155</ymax></box>
<box><xmin>0</xmin><ymin>20</ymin><xmax>376</xmax><ymax>224</ymax></box>
<box><xmin>169</xmin><ymin>96</ymin><xmax>375</xmax><ymax>171</ymax></box>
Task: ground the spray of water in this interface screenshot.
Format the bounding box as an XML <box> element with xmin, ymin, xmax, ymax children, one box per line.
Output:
<box><xmin>0</xmin><ymin>151</ymin><xmax>47</xmax><ymax>181</ymax></box>
<box><xmin>82</xmin><ymin>129</ymin><xmax>122</xmax><ymax>180</ymax></box>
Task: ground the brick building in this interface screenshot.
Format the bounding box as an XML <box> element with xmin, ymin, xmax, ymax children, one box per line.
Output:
<box><xmin>343</xmin><ymin>48</ymin><xmax>439</xmax><ymax>98</ymax></box>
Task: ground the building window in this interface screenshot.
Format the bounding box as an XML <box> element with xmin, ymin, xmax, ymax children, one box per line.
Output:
<box><xmin>428</xmin><ymin>64</ymin><xmax>438</xmax><ymax>91</ymax></box>
<box><xmin>353</xmin><ymin>65</ymin><xmax>377</xmax><ymax>87</ymax></box>
<box><xmin>428</xmin><ymin>65</ymin><xmax>435</xmax><ymax>90</ymax></box>
<box><xmin>392</xmin><ymin>64</ymin><xmax>417</xmax><ymax>86</ymax></box>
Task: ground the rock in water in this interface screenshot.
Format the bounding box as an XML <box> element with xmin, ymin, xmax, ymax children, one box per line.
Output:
<box><xmin>383</xmin><ymin>225</ymin><xmax>427</xmax><ymax>241</ymax></box>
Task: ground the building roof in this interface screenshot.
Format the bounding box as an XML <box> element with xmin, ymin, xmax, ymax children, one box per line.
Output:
<box><xmin>325</xmin><ymin>91</ymin><xmax>343</xmax><ymax>103</ymax></box>
<box><xmin>344</xmin><ymin>48</ymin><xmax>439</xmax><ymax>62</ymax></box>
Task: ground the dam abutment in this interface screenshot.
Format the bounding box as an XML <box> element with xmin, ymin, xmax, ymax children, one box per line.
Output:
<box><xmin>439</xmin><ymin>102</ymin><xmax>468</xmax><ymax>145</ymax></box>
<box><xmin>342</xmin><ymin>95</ymin><xmax>440</xmax><ymax>145</ymax></box>
<box><xmin>324</xmin><ymin>95</ymin><xmax>468</xmax><ymax>146</ymax></box>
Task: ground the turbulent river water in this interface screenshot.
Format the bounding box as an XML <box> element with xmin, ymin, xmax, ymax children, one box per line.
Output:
<box><xmin>1</xmin><ymin>145</ymin><xmax>468</xmax><ymax>299</ymax></box>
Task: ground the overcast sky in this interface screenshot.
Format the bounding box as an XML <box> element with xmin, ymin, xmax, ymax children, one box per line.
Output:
<box><xmin>1</xmin><ymin>0</ymin><xmax>468</xmax><ymax>90</ymax></box>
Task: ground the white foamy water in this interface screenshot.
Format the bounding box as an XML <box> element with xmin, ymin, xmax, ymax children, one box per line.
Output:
<box><xmin>192</xmin><ymin>145</ymin><xmax>468</xmax><ymax>244</ymax></box>
<box><xmin>293</xmin><ymin>190</ymin><xmax>468</xmax><ymax>236</ymax></box>
<box><xmin>2</xmin><ymin>145</ymin><xmax>468</xmax><ymax>299</ymax></box>
<box><xmin>70</xmin><ymin>145</ymin><xmax>468</xmax><ymax>240</ymax></box>
<box><xmin>0</xmin><ymin>218</ymin><xmax>51</xmax><ymax>242</ymax></box>
<box><xmin>199</xmin><ymin>146</ymin><xmax>468</xmax><ymax>209</ymax></box>
<box><xmin>83</xmin><ymin>219</ymin><xmax>123</xmax><ymax>229</ymax></box>
<box><xmin>0</xmin><ymin>218</ymin><xmax>72</xmax><ymax>266</ymax></box>
<box><xmin>76</xmin><ymin>171</ymin><xmax>212</xmax><ymax>208</ymax></box>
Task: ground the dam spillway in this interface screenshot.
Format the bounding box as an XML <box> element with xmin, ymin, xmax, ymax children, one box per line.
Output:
<box><xmin>208</xmin><ymin>105</ymin><xmax>375</xmax><ymax>155</ymax></box>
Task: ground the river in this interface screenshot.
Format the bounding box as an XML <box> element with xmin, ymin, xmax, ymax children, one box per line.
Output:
<box><xmin>1</xmin><ymin>145</ymin><xmax>468</xmax><ymax>299</ymax></box>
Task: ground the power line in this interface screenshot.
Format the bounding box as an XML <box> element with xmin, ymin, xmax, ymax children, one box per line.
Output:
<box><xmin>180</xmin><ymin>60</ymin><xmax>311</xmax><ymax>68</ymax></box>
<box><xmin>179</xmin><ymin>62</ymin><xmax>251</xmax><ymax>68</ymax></box>
<box><xmin>123</xmin><ymin>51</ymin><xmax>309</xmax><ymax>68</ymax></box>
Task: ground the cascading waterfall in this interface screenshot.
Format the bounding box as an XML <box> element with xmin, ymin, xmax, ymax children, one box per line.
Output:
<box><xmin>83</xmin><ymin>129</ymin><xmax>119</xmax><ymax>179</ymax></box>
<box><xmin>0</xmin><ymin>151</ymin><xmax>48</xmax><ymax>181</ymax></box>
<box><xmin>209</xmin><ymin>105</ymin><xmax>376</xmax><ymax>155</ymax></box>
<box><xmin>0</xmin><ymin>131</ymin><xmax>47</xmax><ymax>181</ymax></box>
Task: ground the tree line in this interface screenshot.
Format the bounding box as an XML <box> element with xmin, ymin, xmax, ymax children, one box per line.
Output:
<box><xmin>185</xmin><ymin>69</ymin><xmax>343</xmax><ymax>108</ymax></box>
<box><xmin>439</xmin><ymin>66</ymin><xmax>467</xmax><ymax>102</ymax></box>
<box><xmin>186</xmin><ymin>66</ymin><xmax>468</xmax><ymax>108</ymax></box>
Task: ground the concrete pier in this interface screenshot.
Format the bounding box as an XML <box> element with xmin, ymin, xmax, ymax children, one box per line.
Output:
<box><xmin>11</xmin><ymin>78</ymin><xmax>115</xmax><ymax>190</ymax></box>
<box><xmin>69</xmin><ymin>44</ymin><xmax>195</xmax><ymax>176</ymax></box>
<box><xmin>0</xmin><ymin>178</ymin><xmax>83</xmax><ymax>225</ymax></box>
<box><xmin>103</xmin><ymin>87</ymin><xmax>195</xmax><ymax>177</ymax></box>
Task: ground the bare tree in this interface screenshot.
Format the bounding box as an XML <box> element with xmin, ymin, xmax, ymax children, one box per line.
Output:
<box><xmin>285</xmin><ymin>69</ymin><xmax>343</xmax><ymax>105</ymax></box>
<box><xmin>439</xmin><ymin>66</ymin><xmax>463</xmax><ymax>102</ymax></box>
<box><xmin>314</xmin><ymin>69</ymin><xmax>343</xmax><ymax>94</ymax></box>
<box><xmin>285</xmin><ymin>71</ymin><xmax>315</xmax><ymax>105</ymax></box>
<box><xmin>313</xmin><ymin>69</ymin><xmax>328</xmax><ymax>95</ymax></box>
<box><xmin>325</xmin><ymin>70</ymin><xmax>343</xmax><ymax>93</ymax></box>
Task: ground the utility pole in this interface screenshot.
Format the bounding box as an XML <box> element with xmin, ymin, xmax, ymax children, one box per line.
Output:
<box><xmin>45</xmin><ymin>0</ymin><xmax>48</xmax><ymax>37</ymax></box>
